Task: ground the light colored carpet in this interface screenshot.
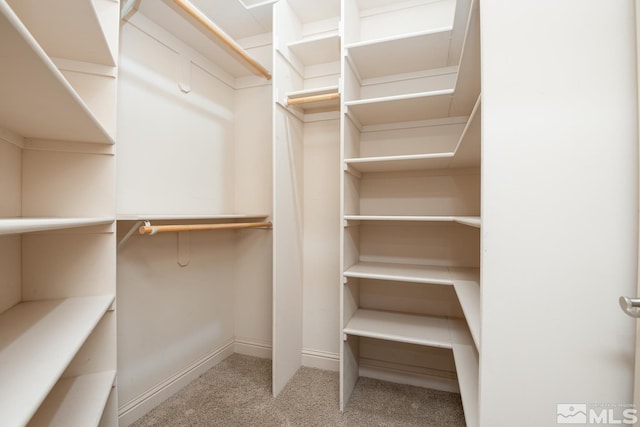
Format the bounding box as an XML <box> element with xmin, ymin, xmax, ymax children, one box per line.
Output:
<box><xmin>131</xmin><ymin>354</ymin><xmax>466</xmax><ymax>426</ymax></box>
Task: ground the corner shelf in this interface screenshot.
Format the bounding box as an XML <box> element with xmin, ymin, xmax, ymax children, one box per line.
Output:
<box><xmin>346</xmin><ymin>28</ymin><xmax>453</xmax><ymax>79</ymax></box>
<box><xmin>0</xmin><ymin>2</ymin><xmax>115</xmax><ymax>144</ymax></box>
<box><xmin>0</xmin><ymin>217</ymin><xmax>115</xmax><ymax>236</ymax></box>
<box><xmin>344</xmin><ymin>0</ymin><xmax>480</xmax><ymax>126</ymax></box>
<box><xmin>344</xmin><ymin>95</ymin><xmax>481</xmax><ymax>173</ymax></box>
<box><xmin>0</xmin><ymin>296</ymin><xmax>115</xmax><ymax>427</ymax></box>
<box><xmin>28</xmin><ymin>370</ymin><xmax>116</xmax><ymax>427</ymax></box>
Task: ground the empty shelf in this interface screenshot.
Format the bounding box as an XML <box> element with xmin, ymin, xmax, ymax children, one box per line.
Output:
<box><xmin>116</xmin><ymin>213</ymin><xmax>269</xmax><ymax>221</ymax></box>
<box><xmin>345</xmin><ymin>215</ymin><xmax>481</xmax><ymax>228</ymax></box>
<box><xmin>345</xmin><ymin>153</ymin><xmax>454</xmax><ymax>173</ymax></box>
<box><xmin>346</xmin><ymin>28</ymin><xmax>452</xmax><ymax>79</ymax></box>
<box><xmin>345</xmin><ymin>262</ymin><xmax>450</xmax><ymax>285</ymax></box>
<box><xmin>0</xmin><ymin>217</ymin><xmax>114</xmax><ymax>236</ymax></box>
<box><xmin>345</xmin><ymin>262</ymin><xmax>479</xmax><ymax>286</ymax></box>
<box><xmin>28</xmin><ymin>370</ymin><xmax>116</xmax><ymax>427</ymax></box>
<box><xmin>288</xmin><ymin>33</ymin><xmax>340</xmax><ymax>66</ymax></box>
<box><xmin>343</xmin><ymin>309</ymin><xmax>453</xmax><ymax>348</ymax></box>
<box><xmin>0</xmin><ymin>3</ymin><xmax>114</xmax><ymax>144</ymax></box>
<box><xmin>345</xmin><ymin>90</ymin><xmax>454</xmax><ymax>126</ymax></box>
<box><xmin>0</xmin><ymin>295</ymin><xmax>115</xmax><ymax>427</ymax></box>
<box><xmin>453</xmin><ymin>279</ymin><xmax>481</xmax><ymax>349</ymax></box>
<box><xmin>7</xmin><ymin>0</ymin><xmax>118</xmax><ymax>66</ymax></box>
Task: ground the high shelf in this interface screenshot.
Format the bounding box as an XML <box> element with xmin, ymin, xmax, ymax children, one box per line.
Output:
<box><xmin>340</xmin><ymin>1</ymin><xmax>481</xmax><ymax>426</ymax></box>
<box><xmin>0</xmin><ymin>0</ymin><xmax>119</xmax><ymax>425</ymax></box>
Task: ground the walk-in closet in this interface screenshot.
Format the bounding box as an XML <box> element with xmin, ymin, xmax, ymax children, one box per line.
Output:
<box><xmin>0</xmin><ymin>0</ymin><xmax>637</xmax><ymax>426</ymax></box>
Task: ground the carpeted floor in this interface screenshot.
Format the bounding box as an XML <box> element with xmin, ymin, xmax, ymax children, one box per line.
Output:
<box><xmin>131</xmin><ymin>354</ymin><xmax>466</xmax><ymax>427</ymax></box>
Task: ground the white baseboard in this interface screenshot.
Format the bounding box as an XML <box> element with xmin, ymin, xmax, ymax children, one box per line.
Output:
<box><xmin>359</xmin><ymin>358</ymin><xmax>460</xmax><ymax>394</ymax></box>
<box><xmin>234</xmin><ymin>337</ymin><xmax>272</xmax><ymax>359</ymax></box>
<box><xmin>301</xmin><ymin>348</ymin><xmax>340</xmax><ymax>371</ymax></box>
<box><xmin>118</xmin><ymin>338</ymin><xmax>235</xmax><ymax>426</ymax></box>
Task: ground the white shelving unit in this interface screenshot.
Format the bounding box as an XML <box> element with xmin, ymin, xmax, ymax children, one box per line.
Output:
<box><xmin>0</xmin><ymin>297</ymin><xmax>114</xmax><ymax>427</ymax></box>
<box><xmin>340</xmin><ymin>1</ymin><xmax>481</xmax><ymax>426</ymax></box>
<box><xmin>288</xmin><ymin>33</ymin><xmax>340</xmax><ymax>66</ymax></box>
<box><xmin>0</xmin><ymin>2</ymin><xmax>115</xmax><ymax>144</ymax></box>
<box><xmin>0</xmin><ymin>0</ymin><xmax>119</xmax><ymax>425</ymax></box>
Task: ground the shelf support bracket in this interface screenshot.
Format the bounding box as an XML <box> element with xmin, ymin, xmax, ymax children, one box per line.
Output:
<box><xmin>117</xmin><ymin>221</ymin><xmax>143</xmax><ymax>251</ymax></box>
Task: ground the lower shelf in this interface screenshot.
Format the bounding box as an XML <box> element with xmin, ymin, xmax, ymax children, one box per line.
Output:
<box><xmin>28</xmin><ymin>371</ymin><xmax>116</xmax><ymax>427</ymax></box>
<box><xmin>343</xmin><ymin>310</ymin><xmax>479</xmax><ymax>426</ymax></box>
<box><xmin>0</xmin><ymin>295</ymin><xmax>115</xmax><ymax>427</ymax></box>
<box><xmin>343</xmin><ymin>309</ymin><xmax>453</xmax><ymax>349</ymax></box>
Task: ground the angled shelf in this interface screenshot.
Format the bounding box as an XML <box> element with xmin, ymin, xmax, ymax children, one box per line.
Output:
<box><xmin>0</xmin><ymin>2</ymin><xmax>114</xmax><ymax>144</ymax></box>
<box><xmin>7</xmin><ymin>0</ymin><xmax>118</xmax><ymax>66</ymax></box>
<box><xmin>0</xmin><ymin>296</ymin><xmax>115</xmax><ymax>427</ymax></box>
<box><xmin>287</xmin><ymin>86</ymin><xmax>340</xmax><ymax>112</ymax></box>
<box><xmin>344</xmin><ymin>95</ymin><xmax>481</xmax><ymax>173</ymax></box>
<box><xmin>28</xmin><ymin>370</ymin><xmax>116</xmax><ymax>427</ymax></box>
<box><xmin>344</xmin><ymin>261</ymin><xmax>480</xmax><ymax>286</ymax></box>
<box><xmin>346</xmin><ymin>28</ymin><xmax>452</xmax><ymax>80</ymax></box>
<box><xmin>0</xmin><ymin>217</ymin><xmax>115</xmax><ymax>236</ymax></box>
<box><xmin>453</xmin><ymin>279</ymin><xmax>480</xmax><ymax>349</ymax></box>
<box><xmin>451</xmin><ymin>320</ymin><xmax>479</xmax><ymax>427</ymax></box>
<box><xmin>288</xmin><ymin>33</ymin><xmax>340</xmax><ymax>66</ymax></box>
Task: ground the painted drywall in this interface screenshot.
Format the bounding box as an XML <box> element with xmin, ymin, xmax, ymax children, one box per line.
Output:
<box><xmin>480</xmin><ymin>0</ymin><xmax>638</xmax><ymax>425</ymax></box>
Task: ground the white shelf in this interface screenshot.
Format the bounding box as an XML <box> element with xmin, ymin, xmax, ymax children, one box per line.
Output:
<box><xmin>288</xmin><ymin>33</ymin><xmax>340</xmax><ymax>66</ymax></box>
<box><xmin>344</xmin><ymin>261</ymin><xmax>480</xmax><ymax>286</ymax></box>
<box><xmin>0</xmin><ymin>2</ymin><xmax>114</xmax><ymax>144</ymax></box>
<box><xmin>345</xmin><ymin>152</ymin><xmax>454</xmax><ymax>173</ymax></box>
<box><xmin>346</xmin><ymin>28</ymin><xmax>452</xmax><ymax>79</ymax></box>
<box><xmin>453</xmin><ymin>279</ymin><xmax>481</xmax><ymax>349</ymax></box>
<box><xmin>344</xmin><ymin>309</ymin><xmax>460</xmax><ymax>348</ymax></box>
<box><xmin>7</xmin><ymin>0</ymin><xmax>118</xmax><ymax>66</ymax></box>
<box><xmin>0</xmin><ymin>217</ymin><xmax>115</xmax><ymax>236</ymax></box>
<box><xmin>344</xmin><ymin>95</ymin><xmax>481</xmax><ymax>173</ymax></box>
<box><xmin>345</xmin><ymin>215</ymin><xmax>481</xmax><ymax>228</ymax></box>
<box><xmin>451</xmin><ymin>321</ymin><xmax>479</xmax><ymax>427</ymax></box>
<box><xmin>116</xmin><ymin>214</ymin><xmax>269</xmax><ymax>221</ymax></box>
<box><xmin>345</xmin><ymin>89</ymin><xmax>454</xmax><ymax>126</ymax></box>
<box><xmin>28</xmin><ymin>370</ymin><xmax>116</xmax><ymax>427</ymax></box>
<box><xmin>0</xmin><ymin>296</ymin><xmax>115</xmax><ymax>427</ymax></box>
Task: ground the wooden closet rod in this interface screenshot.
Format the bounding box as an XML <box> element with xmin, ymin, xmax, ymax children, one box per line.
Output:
<box><xmin>138</xmin><ymin>221</ymin><xmax>272</xmax><ymax>235</ymax></box>
<box><xmin>172</xmin><ymin>0</ymin><xmax>272</xmax><ymax>80</ymax></box>
<box><xmin>287</xmin><ymin>92</ymin><xmax>340</xmax><ymax>106</ymax></box>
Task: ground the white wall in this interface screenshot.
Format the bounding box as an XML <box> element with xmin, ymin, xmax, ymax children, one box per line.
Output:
<box><xmin>480</xmin><ymin>1</ymin><xmax>638</xmax><ymax>426</ymax></box>
<box><xmin>115</xmin><ymin>15</ymin><xmax>272</xmax><ymax>424</ymax></box>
